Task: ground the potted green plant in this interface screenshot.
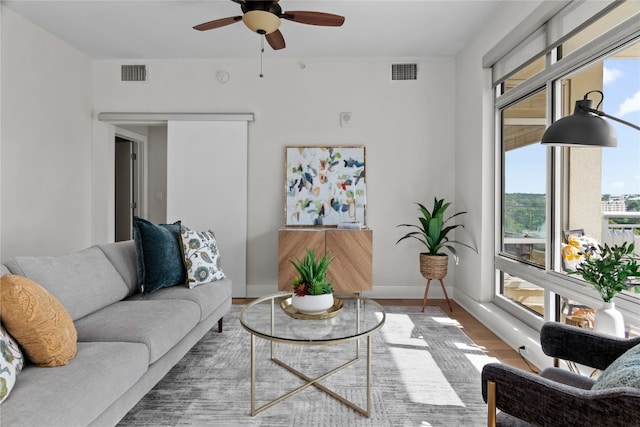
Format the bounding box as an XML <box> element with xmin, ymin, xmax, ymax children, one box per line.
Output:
<box><xmin>569</xmin><ymin>242</ymin><xmax>639</xmax><ymax>336</ymax></box>
<box><xmin>396</xmin><ymin>197</ymin><xmax>477</xmax><ymax>276</ymax></box>
<box><xmin>289</xmin><ymin>248</ymin><xmax>335</xmax><ymax>314</ymax></box>
<box><xmin>396</xmin><ymin>197</ymin><xmax>477</xmax><ymax>312</ymax></box>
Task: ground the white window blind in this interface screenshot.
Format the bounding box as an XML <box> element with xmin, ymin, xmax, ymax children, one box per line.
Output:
<box><xmin>485</xmin><ymin>0</ymin><xmax>620</xmax><ymax>86</ymax></box>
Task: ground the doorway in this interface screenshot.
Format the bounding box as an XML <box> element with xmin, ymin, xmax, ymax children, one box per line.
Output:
<box><xmin>98</xmin><ymin>113</ymin><xmax>253</xmax><ymax>297</ymax></box>
<box><xmin>114</xmin><ymin>135</ymin><xmax>143</xmax><ymax>241</ymax></box>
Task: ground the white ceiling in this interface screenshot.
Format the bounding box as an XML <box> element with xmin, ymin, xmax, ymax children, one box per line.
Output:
<box><xmin>3</xmin><ymin>0</ymin><xmax>505</xmax><ymax>59</ymax></box>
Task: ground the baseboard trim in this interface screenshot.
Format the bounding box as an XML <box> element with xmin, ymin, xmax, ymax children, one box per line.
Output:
<box><xmin>246</xmin><ymin>283</ymin><xmax>452</xmax><ymax>300</ymax></box>
<box><xmin>454</xmin><ymin>290</ymin><xmax>552</xmax><ymax>370</ymax></box>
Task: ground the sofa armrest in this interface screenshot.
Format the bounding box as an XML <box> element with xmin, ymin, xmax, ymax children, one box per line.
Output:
<box><xmin>482</xmin><ymin>362</ymin><xmax>640</xmax><ymax>426</ymax></box>
<box><xmin>540</xmin><ymin>322</ymin><xmax>640</xmax><ymax>370</ymax></box>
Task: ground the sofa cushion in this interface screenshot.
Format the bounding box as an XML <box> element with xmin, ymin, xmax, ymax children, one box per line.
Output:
<box><xmin>0</xmin><ymin>341</ymin><xmax>148</xmax><ymax>427</ymax></box>
<box><xmin>0</xmin><ymin>275</ymin><xmax>77</xmax><ymax>367</ymax></box>
<box><xmin>74</xmin><ymin>300</ymin><xmax>199</xmax><ymax>364</ymax></box>
<box><xmin>133</xmin><ymin>217</ymin><xmax>186</xmax><ymax>295</ymax></box>
<box><xmin>180</xmin><ymin>225</ymin><xmax>227</xmax><ymax>288</ymax></box>
<box><xmin>3</xmin><ymin>246</ymin><xmax>130</xmax><ymax>320</ymax></box>
<box><xmin>96</xmin><ymin>240</ymin><xmax>139</xmax><ymax>297</ymax></box>
<box><xmin>0</xmin><ymin>325</ymin><xmax>24</xmax><ymax>403</ymax></box>
<box><xmin>592</xmin><ymin>342</ymin><xmax>640</xmax><ymax>390</ymax></box>
<box><xmin>127</xmin><ymin>278</ymin><xmax>233</xmax><ymax>321</ymax></box>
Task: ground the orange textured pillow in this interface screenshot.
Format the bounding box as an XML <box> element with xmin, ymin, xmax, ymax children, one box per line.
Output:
<box><xmin>0</xmin><ymin>274</ymin><xmax>77</xmax><ymax>367</ymax></box>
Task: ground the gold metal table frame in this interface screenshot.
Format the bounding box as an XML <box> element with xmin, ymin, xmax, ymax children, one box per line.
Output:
<box><xmin>240</xmin><ymin>293</ymin><xmax>386</xmax><ymax>417</ymax></box>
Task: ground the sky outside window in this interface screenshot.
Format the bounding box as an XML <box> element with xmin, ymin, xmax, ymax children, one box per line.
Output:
<box><xmin>505</xmin><ymin>58</ymin><xmax>640</xmax><ymax>198</ymax></box>
<box><xmin>602</xmin><ymin>58</ymin><xmax>640</xmax><ymax>196</ymax></box>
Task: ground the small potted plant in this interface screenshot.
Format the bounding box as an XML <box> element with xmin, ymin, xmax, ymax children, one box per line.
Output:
<box><xmin>396</xmin><ymin>197</ymin><xmax>477</xmax><ymax>280</ymax></box>
<box><xmin>569</xmin><ymin>242</ymin><xmax>639</xmax><ymax>336</ymax></box>
<box><xmin>289</xmin><ymin>248</ymin><xmax>335</xmax><ymax>315</ymax></box>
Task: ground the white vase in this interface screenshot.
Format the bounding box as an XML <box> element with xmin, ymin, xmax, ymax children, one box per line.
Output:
<box><xmin>594</xmin><ymin>301</ymin><xmax>625</xmax><ymax>337</ymax></box>
<box><xmin>291</xmin><ymin>293</ymin><xmax>334</xmax><ymax>315</ymax></box>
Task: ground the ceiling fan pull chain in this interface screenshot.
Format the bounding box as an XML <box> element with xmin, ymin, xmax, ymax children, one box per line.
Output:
<box><xmin>259</xmin><ymin>35</ymin><xmax>265</xmax><ymax>78</ymax></box>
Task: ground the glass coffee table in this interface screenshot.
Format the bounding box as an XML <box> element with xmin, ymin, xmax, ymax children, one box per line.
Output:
<box><xmin>239</xmin><ymin>292</ymin><xmax>386</xmax><ymax>417</ymax></box>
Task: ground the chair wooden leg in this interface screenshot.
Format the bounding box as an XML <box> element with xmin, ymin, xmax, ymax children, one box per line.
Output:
<box><xmin>218</xmin><ymin>317</ymin><xmax>223</xmax><ymax>333</ymax></box>
<box><xmin>487</xmin><ymin>380</ymin><xmax>497</xmax><ymax>427</ymax></box>
<box><xmin>439</xmin><ymin>278</ymin><xmax>453</xmax><ymax>312</ymax></box>
<box><xmin>421</xmin><ymin>279</ymin><xmax>433</xmax><ymax>312</ymax></box>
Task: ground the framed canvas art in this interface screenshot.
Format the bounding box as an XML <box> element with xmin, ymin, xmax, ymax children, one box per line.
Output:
<box><xmin>285</xmin><ymin>146</ymin><xmax>366</xmax><ymax>226</ymax></box>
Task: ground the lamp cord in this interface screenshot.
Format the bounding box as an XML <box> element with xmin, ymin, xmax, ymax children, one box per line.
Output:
<box><xmin>517</xmin><ymin>346</ymin><xmax>540</xmax><ymax>374</ymax></box>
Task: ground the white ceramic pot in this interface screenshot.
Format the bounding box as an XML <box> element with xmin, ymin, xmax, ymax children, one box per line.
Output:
<box><xmin>594</xmin><ymin>301</ymin><xmax>625</xmax><ymax>337</ymax></box>
<box><xmin>291</xmin><ymin>293</ymin><xmax>334</xmax><ymax>315</ymax></box>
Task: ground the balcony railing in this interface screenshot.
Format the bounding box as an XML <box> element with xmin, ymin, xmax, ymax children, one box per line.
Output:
<box><xmin>503</xmin><ymin>212</ymin><xmax>640</xmax><ymax>264</ymax></box>
<box><xmin>602</xmin><ymin>212</ymin><xmax>640</xmax><ymax>254</ymax></box>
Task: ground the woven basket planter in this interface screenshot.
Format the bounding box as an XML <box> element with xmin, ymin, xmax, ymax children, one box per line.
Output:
<box><xmin>419</xmin><ymin>254</ymin><xmax>448</xmax><ymax>280</ymax></box>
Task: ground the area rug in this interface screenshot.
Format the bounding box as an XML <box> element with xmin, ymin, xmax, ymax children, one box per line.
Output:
<box><xmin>117</xmin><ymin>305</ymin><xmax>498</xmax><ymax>426</ymax></box>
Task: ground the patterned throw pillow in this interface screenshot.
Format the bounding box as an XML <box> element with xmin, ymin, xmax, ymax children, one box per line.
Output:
<box><xmin>592</xmin><ymin>343</ymin><xmax>640</xmax><ymax>390</ymax></box>
<box><xmin>0</xmin><ymin>274</ymin><xmax>77</xmax><ymax>367</ymax></box>
<box><xmin>180</xmin><ymin>226</ymin><xmax>226</xmax><ymax>288</ymax></box>
<box><xmin>133</xmin><ymin>217</ymin><xmax>186</xmax><ymax>295</ymax></box>
<box><xmin>567</xmin><ymin>234</ymin><xmax>600</xmax><ymax>256</ymax></box>
<box><xmin>561</xmin><ymin>243</ymin><xmax>583</xmax><ymax>270</ymax></box>
<box><xmin>562</xmin><ymin>234</ymin><xmax>601</xmax><ymax>271</ymax></box>
<box><xmin>0</xmin><ymin>325</ymin><xmax>24</xmax><ymax>403</ymax></box>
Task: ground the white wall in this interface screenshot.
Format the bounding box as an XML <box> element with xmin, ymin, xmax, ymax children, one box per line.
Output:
<box><xmin>1</xmin><ymin>7</ymin><xmax>93</xmax><ymax>259</ymax></box>
<box><xmin>1</xmin><ymin>3</ymin><xmax>460</xmax><ymax>299</ymax></box>
<box><xmin>92</xmin><ymin>57</ymin><xmax>457</xmax><ymax>297</ymax></box>
<box><xmin>2</xmin><ymin>0</ymin><xmax>548</xmax><ymax>310</ymax></box>
<box><xmin>454</xmin><ymin>0</ymin><xmax>552</xmax><ymax>369</ymax></box>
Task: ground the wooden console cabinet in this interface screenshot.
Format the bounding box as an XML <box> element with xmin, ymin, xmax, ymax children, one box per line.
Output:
<box><xmin>278</xmin><ymin>228</ymin><xmax>373</xmax><ymax>292</ymax></box>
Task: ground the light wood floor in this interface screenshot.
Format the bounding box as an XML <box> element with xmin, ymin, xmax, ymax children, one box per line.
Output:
<box><xmin>233</xmin><ymin>297</ymin><xmax>535</xmax><ymax>372</ymax></box>
<box><xmin>375</xmin><ymin>298</ymin><xmax>535</xmax><ymax>372</ymax></box>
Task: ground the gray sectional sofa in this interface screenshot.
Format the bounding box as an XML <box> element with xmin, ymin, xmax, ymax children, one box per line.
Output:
<box><xmin>0</xmin><ymin>240</ymin><xmax>232</xmax><ymax>427</ymax></box>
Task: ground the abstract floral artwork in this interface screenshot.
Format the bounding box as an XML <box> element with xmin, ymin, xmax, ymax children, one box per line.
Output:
<box><xmin>285</xmin><ymin>146</ymin><xmax>366</xmax><ymax>226</ymax></box>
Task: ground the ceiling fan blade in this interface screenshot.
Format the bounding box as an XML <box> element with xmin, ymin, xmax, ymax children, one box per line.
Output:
<box><xmin>193</xmin><ymin>16</ymin><xmax>242</xmax><ymax>31</ymax></box>
<box><xmin>266</xmin><ymin>30</ymin><xmax>286</xmax><ymax>50</ymax></box>
<box><xmin>231</xmin><ymin>0</ymin><xmax>245</xmax><ymax>4</ymax></box>
<box><xmin>282</xmin><ymin>11</ymin><xmax>345</xmax><ymax>27</ymax></box>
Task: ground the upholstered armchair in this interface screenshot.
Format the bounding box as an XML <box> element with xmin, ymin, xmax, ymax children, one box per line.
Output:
<box><xmin>482</xmin><ymin>322</ymin><xmax>640</xmax><ymax>426</ymax></box>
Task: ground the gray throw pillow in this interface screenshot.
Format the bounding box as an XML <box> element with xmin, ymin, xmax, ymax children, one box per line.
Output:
<box><xmin>592</xmin><ymin>343</ymin><xmax>640</xmax><ymax>390</ymax></box>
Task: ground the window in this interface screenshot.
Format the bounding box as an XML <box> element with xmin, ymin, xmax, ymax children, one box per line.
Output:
<box><xmin>502</xmin><ymin>56</ymin><xmax>545</xmax><ymax>94</ymax></box>
<box><xmin>502</xmin><ymin>273</ymin><xmax>545</xmax><ymax>316</ymax></box>
<box><xmin>501</xmin><ymin>90</ymin><xmax>547</xmax><ymax>268</ymax></box>
<box><xmin>492</xmin><ymin>2</ymin><xmax>640</xmax><ymax>328</ymax></box>
<box><xmin>560</xmin><ymin>1</ymin><xmax>640</xmax><ymax>58</ymax></box>
<box><xmin>560</xmin><ymin>44</ymin><xmax>640</xmax><ymax>261</ymax></box>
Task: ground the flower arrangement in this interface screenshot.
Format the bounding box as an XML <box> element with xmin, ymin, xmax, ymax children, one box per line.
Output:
<box><xmin>289</xmin><ymin>248</ymin><xmax>335</xmax><ymax>296</ymax></box>
<box><xmin>569</xmin><ymin>242</ymin><xmax>640</xmax><ymax>302</ymax></box>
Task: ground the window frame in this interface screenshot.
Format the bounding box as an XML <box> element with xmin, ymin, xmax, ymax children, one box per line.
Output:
<box><xmin>493</xmin><ymin>10</ymin><xmax>640</xmax><ymax>329</ymax></box>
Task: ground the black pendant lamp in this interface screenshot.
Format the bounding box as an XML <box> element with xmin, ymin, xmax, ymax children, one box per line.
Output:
<box><xmin>541</xmin><ymin>90</ymin><xmax>640</xmax><ymax>147</ymax></box>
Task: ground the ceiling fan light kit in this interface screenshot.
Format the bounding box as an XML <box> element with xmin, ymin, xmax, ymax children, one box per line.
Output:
<box><xmin>242</xmin><ymin>10</ymin><xmax>280</xmax><ymax>35</ymax></box>
<box><xmin>193</xmin><ymin>0</ymin><xmax>345</xmax><ymax>51</ymax></box>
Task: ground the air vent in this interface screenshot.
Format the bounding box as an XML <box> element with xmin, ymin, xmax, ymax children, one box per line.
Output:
<box><xmin>391</xmin><ymin>63</ymin><xmax>418</xmax><ymax>81</ymax></box>
<box><xmin>121</xmin><ymin>64</ymin><xmax>147</xmax><ymax>82</ymax></box>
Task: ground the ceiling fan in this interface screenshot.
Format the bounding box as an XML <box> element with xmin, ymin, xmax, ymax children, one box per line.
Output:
<box><xmin>193</xmin><ymin>0</ymin><xmax>345</xmax><ymax>50</ymax></box>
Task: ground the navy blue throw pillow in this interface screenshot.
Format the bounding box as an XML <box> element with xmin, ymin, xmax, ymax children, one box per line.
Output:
<box><xmin>133</xmin><ymin>216</ymin><xmax>186</xmax><ymax>295</ymax></box>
